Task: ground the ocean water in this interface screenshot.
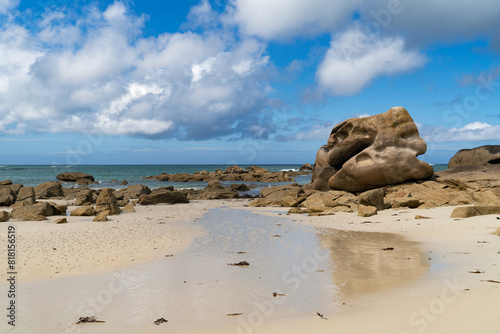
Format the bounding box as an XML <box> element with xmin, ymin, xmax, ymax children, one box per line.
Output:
<box><xmin>0</xmin><ymin>164</ymin><xmax>309</xmax><ymax>192</ymax></box>
<box><xmin>0</xmin><ymin>164</ymin><xmax>448</xmax><ymax>192</ymax></box>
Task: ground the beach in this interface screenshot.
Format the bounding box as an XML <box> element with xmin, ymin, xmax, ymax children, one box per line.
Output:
<box><xmin>1</xmin><ymin>198</ymin><xmax>498</xmax><ymax>333</ymax></box>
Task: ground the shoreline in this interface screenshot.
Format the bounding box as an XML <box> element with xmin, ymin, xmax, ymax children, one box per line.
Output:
<box><xmin>0</xmin><ymin>200</ymin><xmax>498</xmax><ymax>333</ymax></box>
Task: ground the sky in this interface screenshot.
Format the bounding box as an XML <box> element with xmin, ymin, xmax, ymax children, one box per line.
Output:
<box><xmin>0</xmin><ymin>0</ymin><xmax>499</xmax><ymax>165</ymax></box>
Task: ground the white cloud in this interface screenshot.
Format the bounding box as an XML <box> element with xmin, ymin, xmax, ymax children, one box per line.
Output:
<box><xmin>228</xmin><ymin>0</ymin><xmax>500</xmax><ymax>46</ymax></box>
<box><xmin>226</xmin><ymin>0</ymin><xmax>361</xmax><ymax>40</ymax></box>
<box><xmin>316</xmin><ymin>28</ymin><xmax>425</xmax><ymax>96</ymax></box>
<box><xmin>0</xmin><ymin>0</ymin><xmax>17</xmax><ymax>15</ymax></box>
<box><xmin>0</xmin><ymin>1</ymin><xmax>276</xmax><ymax>139</ymax></box>
<box><xmin>277</xmin><ymin>122</ymin><xmax>335</xmax><ymax>142</ymax></box>
<box><xmin>421</xmin><ymin>122</ymin><xmax>500</xmax><ymax>143</ymax></box>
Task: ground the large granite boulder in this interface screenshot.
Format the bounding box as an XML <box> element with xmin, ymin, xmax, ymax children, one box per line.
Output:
<box><xmin>15</xmin><ymin>187</ymin><xmax>36</xmax><ymax>205</ymax></box>
<box><xmin>56</xmin><ymin>172</ymin><xmax>95</xmax><ymax>182</ymax></box>
<box><xmin>34</xmin><ymin>182</ymin><xmax>64</xmax><ymax>199</ymax></box>
<box><xmin>449</xmin><ymin>145</ymin><xmax>500</xmax><ymax>168</ymax></box>
<box><xmin>95</xmin><ymin>188</ymin><xmax>120</xmax><ymax>215</ymax></box>
<box><xmin>312</xmin><ymin>107</ymin><xmax>433</xmax><ymax>192</ymax></box>
<box><xmin>138</xmin><ymin>189</ymin><xmax>189</xmax><ymax>205</ymax></box>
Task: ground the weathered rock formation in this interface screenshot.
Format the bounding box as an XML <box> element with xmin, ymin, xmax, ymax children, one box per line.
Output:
<box><xmin>449</xmin><ymin>145</ymin><xmax>500</xmax><ymax>168</ymax></box>
<box><xmin>312</xmin><ymin>107</ymin><xmax>433</xmax><ymax>192</ymax></box>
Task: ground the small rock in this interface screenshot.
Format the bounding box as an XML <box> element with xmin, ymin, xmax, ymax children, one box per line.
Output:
<box><xmin>55</xmin><ymin>218</ymin><xmax>67</xmax><ymax>224</ymax></box>
<box><xmin>122</xmin><ymin>203</ymin><xmax>136</xmax><ymax>213</ymax></box>
<box><xmin>0</xmin><ymin>210</ymin><xmax>9</xmax><ymax>222</ymax></box>
<box><xmin>415</xmin><ymin>215</ymin><xmax>431</xmax><ymax>219</ymax></box>
<box><xmin>358</xmin><ymin>204</ymin><xmax>377</xmax><ymax>217</ymax></box>
<box><xmin>93</xmin><ymin>212</ymin><xmax>108</xmax><ymax>222</ymax></box>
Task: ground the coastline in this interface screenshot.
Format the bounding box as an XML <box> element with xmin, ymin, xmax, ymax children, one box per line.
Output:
<box><xmin>1</xmin><ymin>199</ymin><xmax>498</xmax><ymax>333</ymax></box>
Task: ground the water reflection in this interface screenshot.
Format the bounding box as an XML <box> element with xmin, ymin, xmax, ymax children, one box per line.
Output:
<box><xmin>317</xmin><ymin>229</ymin><xmax>430</xmax><ymax>297</ymax></box>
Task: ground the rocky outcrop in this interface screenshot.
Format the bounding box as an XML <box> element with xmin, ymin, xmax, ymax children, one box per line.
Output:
<box><xmin>435</xmin><ymin>165</ymin><xmax>500</xmax><ymax>190</ymax></box>
<box><xmin>249</xmin><ymin>184</ymin><xmax>305</xmax><ymax>207</ymax></box>
<box><xmin>138</xmin><ymin>189</ymin><xmax>189</xmax><ymax>205</ymax></box>
<box><xmin>56</xmin><ymin>172</ymin><xmax>95</xmax><ymax>182</ymax></box>
<box><xmin>312</xmin><ymin>107</ymin><xmax>433</xmax><ymax>192</ymax></box>
<box><xmin>144</xmin><ymin>166</ymin><xmax>298</xmax><ymax>183</ymax></box>
<box><xmin>448</xmin><ymin>145</ymin><xmax>500</xmax><ymax>168</ymax></box>
<box><xmin>34</xmin><ymin>182</ymin><xmax>64</xmax><ymax>199</ymax></box>
<box><xmin>0</xmin><ymin>180</ymin><xmax>12</xmax><ymax>185</ymax></box>
<box><xmin>95</xmin><ymin>188</ymin><xmax>120</xmax><ymax>215</ymax></box>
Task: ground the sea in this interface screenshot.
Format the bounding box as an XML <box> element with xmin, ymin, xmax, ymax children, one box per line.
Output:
<box><xmin>0</xmin><ymin>164</ymin><xmax>449</xmax><ymax>195</ymax></box>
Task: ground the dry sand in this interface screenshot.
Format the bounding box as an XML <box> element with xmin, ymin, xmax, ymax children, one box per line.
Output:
<box><xmin>0</xmin><ymin>200</ymin><xmax>499</xmax><ymax>333</ymax></box>
<box><xmin>0</xmin><ymin>199</ymin><xmax>246</xmax><ymax>282</ymax></box>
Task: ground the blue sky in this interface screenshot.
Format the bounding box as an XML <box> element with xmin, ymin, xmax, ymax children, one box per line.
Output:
<box><xmin>0</xmin><ymin>0</ymin><xmax>499</xmax><ymax>165</ymax></box>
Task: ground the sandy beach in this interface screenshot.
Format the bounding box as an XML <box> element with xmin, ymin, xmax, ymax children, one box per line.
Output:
<box><xmin>1</xmin><ymin>199</ymin><xmax>498</xmax><ymax>333</ymax></box>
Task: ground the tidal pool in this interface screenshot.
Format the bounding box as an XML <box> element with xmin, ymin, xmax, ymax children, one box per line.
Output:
<box><xmin>3</xmin><ymin>208</ymin><xmax>429</xmax><ymax>334</ymax></box>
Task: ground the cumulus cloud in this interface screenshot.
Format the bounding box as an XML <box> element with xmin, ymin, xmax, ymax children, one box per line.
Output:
<box><xmin>226</xmin><ymin>0</ymin><xmax>361</xmax><ymax>40</ymax></box>
<box><xmin>316</xmin><ymin>28</ymin><xmax>425</xmax><ymax>96</ymax></box>
<box><xmin>420</xmin><ymin>122</ymin><xmax>500</xmax><ymax>143</ymax></box>
<box><xmin>0</xmin><ymin>1</ymin><xmax>276</xmax><ymax>140</ymax></box>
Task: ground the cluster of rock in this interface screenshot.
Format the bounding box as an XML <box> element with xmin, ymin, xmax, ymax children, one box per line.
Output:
<box><xmin>249</xmin><ymin>166</ymin><xmax>500</xmax><ymax>218</ymax></box>
<box><xmin>0</xmin><ymin>182</ymin><xmax>191</xmax><ymax>222</ymax></box>
<box><xmin>251</xmin><ymin>108</ymin><xmax>500</xmax><ymax>219</ymax></box>
<box><xmin>179</xmin><ymin>180</ymin><xmax>253</xmax><ymax>200</ymax></box>
<box><xmin>143</xmin><ymin>165</ymin><xmax>305</xmax><ymax>183</ymax></box>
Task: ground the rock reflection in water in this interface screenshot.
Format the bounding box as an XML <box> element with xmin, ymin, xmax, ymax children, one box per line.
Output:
<box><xmin>317</xmin><ymin>229</ymin><xmax>430</xmax><ymax>297</ymax></box>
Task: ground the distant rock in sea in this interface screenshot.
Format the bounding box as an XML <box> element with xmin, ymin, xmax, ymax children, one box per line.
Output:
<box><xmin>312</xmin><ymin>106</ymin><xmax>433</xmax><ymax>192</ymax></box>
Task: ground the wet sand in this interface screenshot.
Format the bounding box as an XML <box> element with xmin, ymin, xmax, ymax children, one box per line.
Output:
<box><xmin>0</xmin><ymin>200</ymin><xmax>499</xmax><ymax>333</ymax></box>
